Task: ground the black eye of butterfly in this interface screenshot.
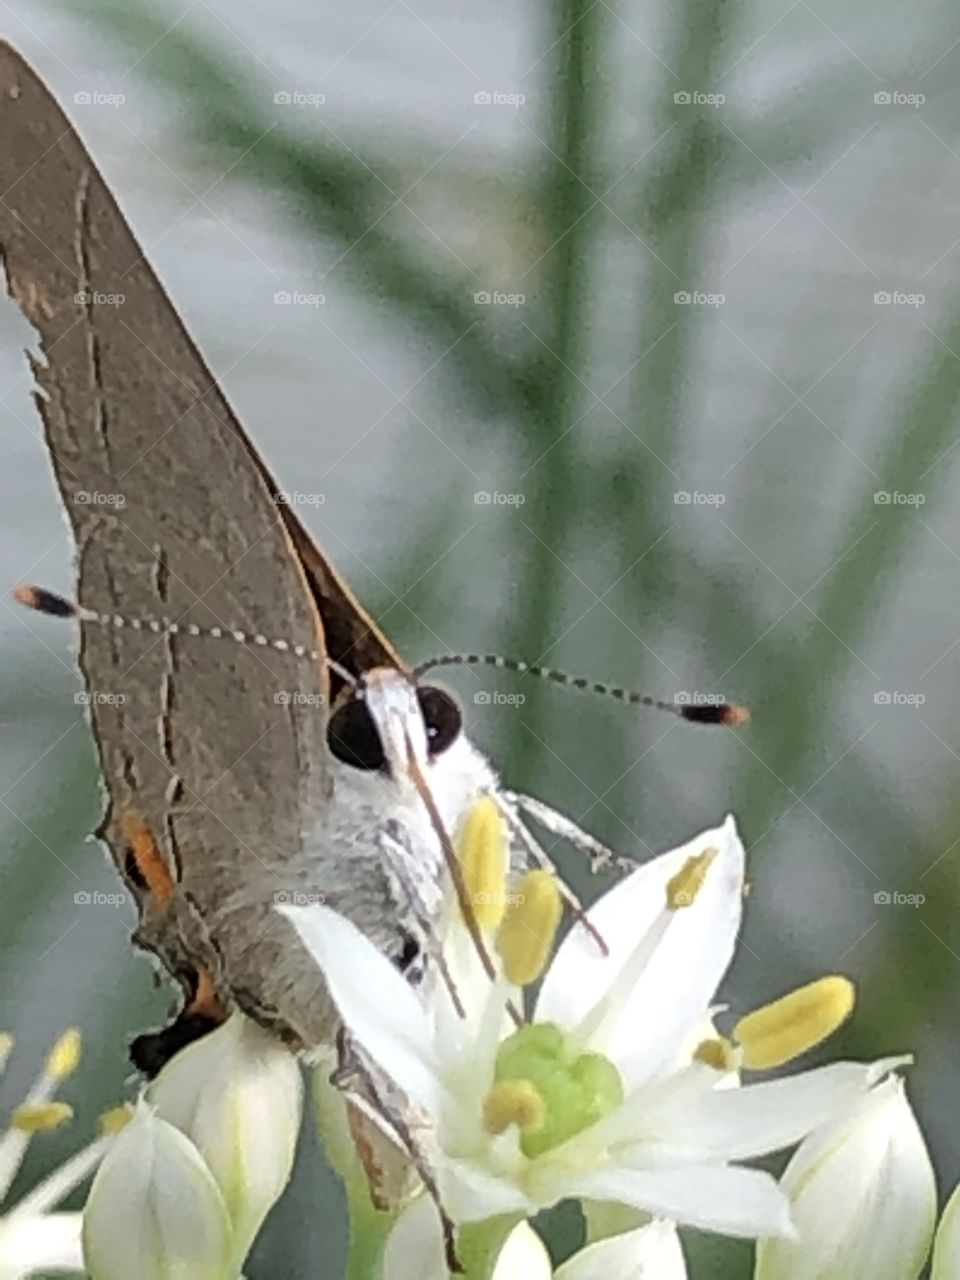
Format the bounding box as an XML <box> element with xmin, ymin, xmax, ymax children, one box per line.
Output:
<box><xmin>417</xmin><ymin>686</ymin><xmax>462</xmax><ymax>758</ymax></box>
<box><xmin>326</xmin><ymin>698</ymin><xmax>385</xmax><ymax>771</ymax></box>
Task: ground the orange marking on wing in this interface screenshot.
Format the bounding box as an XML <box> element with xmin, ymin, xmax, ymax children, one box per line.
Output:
<box><xmin>186</xmin><ymin>967</ymin><xmax>226</xmax><ymax>1021</ymax></box>
<box><xmin>119</xmin><ymin>813</ymin><xmax>175</xmax><ymax>908</ymax></box>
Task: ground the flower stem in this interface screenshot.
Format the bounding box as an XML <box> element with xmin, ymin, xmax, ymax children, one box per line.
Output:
<box><xmin>345</xmin><ymin>1190</ymin><xmax>393</xmax><ymax>1280</ymax></box>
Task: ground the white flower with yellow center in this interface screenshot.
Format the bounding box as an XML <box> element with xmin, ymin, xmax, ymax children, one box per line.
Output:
<box><xmin>284</xmin><ymin>807</ymin><xmax>906</xmax><ymax>1246</ymax></box>
<box><xmin>0</xmin><ymin>1029</ymin><xmax>117</xmax><ymax>1279</ymax></box>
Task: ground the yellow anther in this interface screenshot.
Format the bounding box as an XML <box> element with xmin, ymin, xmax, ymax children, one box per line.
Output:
<box><xmin>482</xmin><ymin>1079</ymin><xmax>546</xmax><ymax>1136</ymax></box>
<box><xmin>694</xmin><ymin>1036</ymin><xmax>740</xmax><ymax>1072</ymax></box>
<box><xmin>458</xmin><ymin>796</ymin><xmax>509</xmax><ymax>931</ymax></box>
<box><xmin>666</xmin><ymin>847</ymin><xmax>718</xmax><ymax>910</ymax></box>
<box><xmin>734</xmin><ymin>975</ymin><xmax>855</xmax><ymax>1070</ymax></box>
<box><xmin>46</xmin><ymin>1028</ymin><xmax>82</xmax><ymax>1080</ymax></box>
<box><xmin>12</xmin><ymin>1101</ymin><xmax>73</xmax><ymax>1133</ymax></box>
<box><xmin>495</xmin><ymin>870</ymin><xmax>562</xmax><ymax>986</ymax></box>
<box><xmin>0</xmin><ymin>1033</ymin><xmax>13</xmax><ymax>1070</ymax></box>
<box><xmin>99</xmin><ymin>1104</ymin><xmax>134</xmax><ymax>1135</ymax></box>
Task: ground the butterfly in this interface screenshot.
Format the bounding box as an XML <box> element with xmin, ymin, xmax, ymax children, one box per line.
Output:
<box><xmin>0</xmin><ymin>41</ymin><xmax>740</xmax><ymax>1080</ymax></box>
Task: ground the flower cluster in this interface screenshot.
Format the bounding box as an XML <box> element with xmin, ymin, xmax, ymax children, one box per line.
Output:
<box><xmin>283</xmin><ymin>807</ymin><xmax>943</xmax><ymax>1278</ymax></box>
<box><xmin>3</xmin><ymin>804</ymin><xmax>956</xmax><ymax>1278</ymax></box>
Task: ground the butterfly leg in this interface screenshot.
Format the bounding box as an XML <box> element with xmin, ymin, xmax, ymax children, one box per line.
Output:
<box><xmin>500</xmin><ymin>790</ymin><xmax>639</xmax><ymax>875</ymax></box>
<box><xmin>376</xmin><ymin>829</ymin><xmax>469</xmax><ymax>1016</ymax></box>
<box><xmin>333</xmin><ymin>1033</ymin><xmax>459</xmax><ymax>1269</ymax></box>
<box><xmin>494</xmin><ymin>793</ymin><xmax>612</xmax><ymax>956</ymax></box>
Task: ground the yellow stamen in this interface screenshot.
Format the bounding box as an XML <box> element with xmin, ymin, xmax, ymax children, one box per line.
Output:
<box><xmin>0</xmin><ymin>1034</ymin><xmax>13</xmax><ymax>1071</ymax></box>
<box><xmin>694</xmin><ymin>1036</ymin><xmax>740</xmax><ymax>1072</ymax></box>
<box><xmin>495</xmin><ymin>870</ymin><xmax>562</xmax><ymax>986</ymax></box>
<box><xmin>46</xmin><ymin>1028</ymin><xmax>82</xmax><ymax>1080</ymax></box>
<box><xmin>458</xmin><ymin>796</ymin><xmax>509</xmax><ymax>931</ymax></box>
<box><xmin>483</xmin><ymin>1079</ymin><xmax>546</xmax><ymax>1136</ymax></box>
<box><xmin>734</xmin><ymin>975</ymin><xmax>856</xmax><ymax>1070</ymax></box>
<box><xmin>666</xmin><ymin>847</ymin><xmax>718</xmax><ymax>910</ymax></box>
<box><xmin>99</xmin><ymin>1104</ymin><xmax>134</xmax><ymax>1135</ymax></box>
<box><xmin>12</xmin><ymin>1101</ymin><xmax>73</xmax><ymax>1133</ymax></box>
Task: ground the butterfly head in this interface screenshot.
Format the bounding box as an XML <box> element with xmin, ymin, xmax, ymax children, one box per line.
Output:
<box><xmin>326</xmin><ymin>666</ymin><xmax>464</xmax><ymax>782</ymax></box>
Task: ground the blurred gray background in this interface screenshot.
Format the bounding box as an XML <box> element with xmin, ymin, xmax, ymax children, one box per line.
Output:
<box><xmin>1</xmin><ymin>0</ymin><xmax>959</xmax><ymax>1274</ymax></box>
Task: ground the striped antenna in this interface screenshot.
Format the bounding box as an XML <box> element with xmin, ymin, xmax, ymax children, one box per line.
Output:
<box><xmin>14</xmin><ymin>584</ymin><xmax>358</xmax><ymax>688</ymax></box>
<box><xmin>413</xmin><ymin>652</ymin><xmax>750</xmax><ymax>727</ymax></box>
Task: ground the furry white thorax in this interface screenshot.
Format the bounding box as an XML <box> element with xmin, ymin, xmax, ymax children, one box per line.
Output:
<box><xmin>300</xmin><ymin>669</ymin><xmax>498</xmax><ymax>932</ymax></box>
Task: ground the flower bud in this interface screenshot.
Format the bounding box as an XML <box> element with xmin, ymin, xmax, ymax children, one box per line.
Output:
<box><xmin>755</xmin><ymin>1075</ymin><xmax>935</xmax><ymax>1280</ymax></box>
<box><xmin>82</xmin><ymin>1102</ymin><xmax>233</xmax><ymax>1280</ymax></box>
<box><xmin>149</xmin><ymin>1013</ymin><xmax>302</xmax><ymax>1264</ymax></box>
<box><xmin>556</xmin><ymin>1220</ymin><xmax>687</xmax><ymax>1278</ymax></box>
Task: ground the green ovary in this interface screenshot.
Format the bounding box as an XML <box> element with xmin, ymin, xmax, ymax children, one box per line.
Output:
<box><xmin>490</xmin><ymin>1022</ymin><xmax>624</xmax><ymax>1158</ymax></box>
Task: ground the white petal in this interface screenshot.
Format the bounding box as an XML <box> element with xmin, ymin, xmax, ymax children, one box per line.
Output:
<box><xmin>382</xmin><ymin>1197</ymin><xmax>447</xmax><ymax>1280</ymax></box>
<box><xmin>439</xmin><ymin>1159</ymin><xmax>537</xmax><ymax>1223</ymax></box>
<box><xmin>932</xmin><ymin>1174</ymin><xmax>960</xmax><ymax>1279</ymax></box>
<box><xmin>150</xmin><ymin>1014</ymin><xmax>302</xmax><ymax>1261</ymax></box>
<box><xmin>492</xmin><ymin>1222</ymin><xmax>553</xmax><ymax>1280</ymax></box>
<box><xmin>82</xmin><ymin>1104</ymin><xmax>233</xmax><ymax>1280</ymax></box>
<box><xmin>383</xmin><ymin>1204</ymin><xmax>551</xmax><ymax>1280</ymax></box>
<box><xmin>0</xmin><ymin>1211</ymin><xmax>84</xmax><ymax>1277</ymax></box>
<box><xmin>280</xmin><ymin>904</ymin><xmax>444</xmax><ymax>1116</ymax></box>
<box><xmin>537</xmin><ymin>817</ymin><xmax>744</xmax><ymax>1089</ymax></box>
<box><xmin>555</xmin><ymin>1221</ymin><xmax>687</xmax><ymax>1280</ymax></box>
<box><xmin>640</xmin><ymin>1059</ymin><xmax>902</xmax><ymax>1161</ymax></box>
<box><xmin>755</xmin><ymin>1076</ymin><xmax>936</xmax><ymax>1280</ymax></box>
<box><xmin>569</xmin><ymin>1162</ymin><xmax>793</xmax><ymax>1239</ymax></box>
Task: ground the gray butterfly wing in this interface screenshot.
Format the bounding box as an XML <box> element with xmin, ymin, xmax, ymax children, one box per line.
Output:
<box><xmin>0</xmin><ymin>42</ymin><xmax>400</xmax><ymax>1048</ymax></box>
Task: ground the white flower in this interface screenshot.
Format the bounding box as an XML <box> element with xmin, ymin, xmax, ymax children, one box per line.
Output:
<box><xmin>383</xmin><ymin>1201</ymin><xmax>552</xmax><ymax>1280</ymax></box>
<box><xmin>554</xmin><ymin>1220</ymin><xmax>687</xmax><ymax>1279</ymax></box>
<box><xmin>0</xmin><ymin>1029</ymin><xmax>112</xmax><ymax>1279</ymax></box>
<box><xmin>284</xmin><ymin>816</ymin><xmax>902</xmax><ymax>1242</ymax></box>
<box><xmin>149</xmin><ymin>1012</ymin><xmax>303</xmax><ymax>1263</ymax></box>
<box><xmin>82</xmin><ymin>1101</ymin><xmax>233</xmax><ymax>1280</ymax></box>
<box><xmin>932</xmin><ymin>1173</ymin><xmax>960</xmax><ymax>1279</ymax></box>
<box><xmin>492</xmin><ymin>1220</ymin><xmax>552</xmax><ymax>1278</ymax></box>
<box><xmin>384</xmin><ymin>1202</ymin><xmax>686</xmax><ymax>1280</ymax></box>
<box><xmin>755</xmin><ymin>1074</ymin><xmax>936</xmax><ymax>1280</ymax></box>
